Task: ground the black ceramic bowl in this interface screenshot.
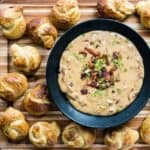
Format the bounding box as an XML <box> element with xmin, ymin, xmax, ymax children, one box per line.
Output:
<box><xmin>46</xmin><ymin>19</ymin><xmax>150</xmax><ymax>128</ymax></box>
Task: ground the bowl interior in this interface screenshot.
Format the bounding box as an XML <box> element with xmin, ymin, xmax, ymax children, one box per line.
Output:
<box><xmin>46</xmin><ymin>19</ymin><xmax>150</xmax><ymax>128</ymax></box>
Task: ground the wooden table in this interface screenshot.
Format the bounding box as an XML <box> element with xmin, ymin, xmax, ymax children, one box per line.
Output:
<box><xmin>0</xmin><ymin>0</ymin><xmax>150</xmax><ymax>149</ymax></box>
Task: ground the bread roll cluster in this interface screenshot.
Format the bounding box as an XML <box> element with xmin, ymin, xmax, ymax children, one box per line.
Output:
<box><xmin>136</xmin><ymin>1</ymin><xmax>150</xmax><ymax>28</ymax></box>
<box><xmin>0</xmin><ymin>72</ymin><xmax>28</xmax><ymax>102</ymax></box>
<box><xmin>62</xmin><ymin>122</ymin><xmax>96</xmax><ymax>148</ymax></box>
<box><xmin>0</xmin><ymin>6</ymin><xmax>26</xmax><ymax>39</ymax></box>
<box><xmin>50</xmin><ymin>0</ymin><xmax>80</xmax><ymax>30</ymax></box>
<box><xmin>0</xmin><ymin>107</ymin><xmax>29</xmax><ymax>142</ymax></box>
<box><xmin>104</xmin><ymin>126</ymin><xmax>139</xmax><ymax>150</ymax></box>
<box><xmin>140</xmin><ymin>114</ymin><xmax>150</xmax><ymax>144</ymax></box>
<box><xmin>97</xmin><ymin>0</ymin><xmax>135</xmax><ymax>20</ymax></box>
<box><xmin>29</xmin><ymin>121</ymin><xmax>60</xmax><ymax>147</ymax></box>
<box><xmin>27</xmin><ymin>18</ymin><xmax>58</xmax><ymax>49</ymax></box>
<box><xmin>24</xmin><ymin>84</ymin><xmax>50</xmax><ymax>116</ymax></box>
<box><xmin>10</xmin><ymin>44</ymin><xmax>41</xmax><ymax>75</ymax></box>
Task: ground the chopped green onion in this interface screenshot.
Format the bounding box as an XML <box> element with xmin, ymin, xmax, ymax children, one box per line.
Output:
<box><xmin>99</xmin><ymin>78</ymin><xmax>105</xmax><ymax>84</ymax></box>
<box><xmin>91</xmin><ymin>89</ymin><xmax>106</xmax><ymax>97</ymax></box>
<box><xmin>116</xmin><ymin>107</ymin><xmax>122</xmax><ymax>112</ymax></box>
<box><xmin>112</xmin><ymin>58</ymin><xmax>124</xmax><ymax>70</ymax></box>
<box><xmin>94</xmin><ymin>58</ymin><xmax>105</xmax><ymax>71</ymax></box>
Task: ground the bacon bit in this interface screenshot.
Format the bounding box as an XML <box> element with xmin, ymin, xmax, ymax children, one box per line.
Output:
<box><xmin>85</xmin><ymin>47</ymin><xmax>100</xmax><ymax>57</ymax></box>
<box><xmin>91</xmin><ymin>72</ymin><xmax>97</xmax><ymax>80</ymax></box>
<box><xmin>79</xmin><ymin>51</ymin><xmax>87</xmax><ymax>57</ymax></box>
<box><xmin>109</xmin><ymin>71</ymin><xmax>113</xmax><ymax>76</ymax></box>
<box><xmin>91</xmin><ymin>56</ymin><xmax>96</xmax><ymax>63</ymax></box>
<box><xmin>88</xmin><ymin>82</ymin><xmax>99</xmax><ymax>89</ymax></box>
<box><xmin>80</xmin><ymin>89</ymin><xmax>88</xmax><ymax>95</ymax></box>
<box><xmin>88</xmin><ymin>61</ymin><xmax>94</xmax><ymax>69</ymax></box>
<box><xmin>81</xmin><ymin>72</ymin><xmax>86</xmax><ymax>79</ymax></box>
<box><xmin>109</xmin><ymin>67</ymin><xmax>117</xmax><ymax>75</ymax></box>
<box><xmin>101</xmin><ymin>54</ymin><xmax>110</xmax><ymax>65</ymax></box>
<box><xmin>113</xmin><ymin>52</ymin><xmax>121</xmax><ymax>59</ymax></box>
<box><xmin>104</xmin><ymin>73</ymin><xmax>111</xmax><ymax>81</ymax></box>
<box><xmin>101</xmin><ymin>69</ymin><xmax>111</xmax><ymax>81</ymax></box>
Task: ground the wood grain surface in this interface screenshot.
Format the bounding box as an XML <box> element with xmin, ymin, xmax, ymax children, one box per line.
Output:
<box><xmin>0</xmin><ymin>0</ymin><xmax>150</xmax><ymax>149</ymax></box>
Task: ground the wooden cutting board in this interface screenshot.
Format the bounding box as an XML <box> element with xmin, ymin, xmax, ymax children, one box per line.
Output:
<box><xmin>0</xmin><ymin>0</ymin><xmax>150</xmax><ymax>149</ymax></box>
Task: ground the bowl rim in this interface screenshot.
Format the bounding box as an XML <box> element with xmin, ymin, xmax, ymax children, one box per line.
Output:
<box><xmin>46</xmin><ymin>18</ymin><xmax>150</xmax><ymax>128</ymax></box>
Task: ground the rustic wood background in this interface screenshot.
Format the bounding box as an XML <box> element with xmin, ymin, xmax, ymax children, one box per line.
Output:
<box><xmin>0</xmin><ymin>0</ymin><xmax>150</xmax><ymax>149</ymax></box>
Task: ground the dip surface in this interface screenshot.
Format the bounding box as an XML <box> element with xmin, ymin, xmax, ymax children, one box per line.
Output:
<box><xmin>58</xmin><ymin>31</ymin><xmax>144</xmax><ymax>116</ymax></box>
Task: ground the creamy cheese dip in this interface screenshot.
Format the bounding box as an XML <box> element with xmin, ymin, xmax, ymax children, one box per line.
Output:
<box><xmin>58</xmin><ymin>31</ymin><xmax>144</xmax><ymax>116</ymax></box>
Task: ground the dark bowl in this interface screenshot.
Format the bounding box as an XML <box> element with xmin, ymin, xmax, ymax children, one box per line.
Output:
<box><xmin>46</xmin><ymin>19</ymin><xmax>150</xmax><ymax>128</ymax></box>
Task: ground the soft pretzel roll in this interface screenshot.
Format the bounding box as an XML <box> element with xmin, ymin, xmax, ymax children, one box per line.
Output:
<box><xmin>24</xmin><ymin>84</ymin><xmax>50</xmax><ymax>116</ymax></box>
<box><xmin>0</xmin><ymin>6</ymin><xmax>26</xmax><ymax>39</ymax></box>
<box><xmin>104</xmin><ymin>126</ymin><xmax>139</xmax><ymax>150</ymax></box>
<box><xmin>2</xmin><ymin>119</ymin><xmax>29</xmax><ymax>142</ymax></box>
<box><xmin>97</xmin><ymin>0</ymin><xmax>135</xmax><ymax>21</ymax></box>
<box><xmin>136</xmin><ymin>1</ymin><xmax>150</xmax><ymax>28</ymax></box>
<box><xmin>140</xmin><ymin>114</ymin><xmax>150</xmax><ymax>144</ymax></box>
<box><xmin>105</xmin><ymin>130</ymin><xmax>123</xmax><ymax>150</ymax></box>
<box><xmin>10</xmin><ymin>44</ymin><xmax>41</xmax><ymax>75</ymax></box>
<box><xmin>51</xmin><ymin>0</ymin><xmax>80</xmax><ymax>30</ymax></box>
<box><xmin>0</xmin><ymin>107</ymin><xmax>29</xmax><ymax>142</ymax></box>
<box><xmin>0</xmin><ymin>107</ymin><xmax>25</xmax><ymax>126</ymax></box>
<box><xmin>29</xmin><ymin>121</ymin><xmax>60</xmax><ymax>147</ymax></box>
<box><xmin>27</xmin><ymin>18</ymin><xmax>58</xmax><ymax>49</ymax></box>
<box><xmin>62</xmin><ymin>122</ymin><xmax>96</xmax><ymax>148</ymax></box>
<box><xmin>0</xmin><ymin>72</ymin><xmax>28</xmax><ymax>102</ymax></box>
<box><xmin>135</xmin><ymin>1</ymin><xmax>145</xmax><ymax>15</ymax></box>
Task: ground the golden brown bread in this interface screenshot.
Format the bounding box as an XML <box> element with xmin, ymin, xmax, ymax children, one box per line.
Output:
<box><xmin>0</xmin><ymin>6</ymin><xmax>26</xmax><ymax>39</ymax></box>
<box><xmin>97</xmin><ymin>0</ymin><xmax>135</xmax><ymax>21</ymax></box>
<box><xmin>29</xmin><ymin>121</ymin><xmax>60</xmax><ymax>147</ymax></box>
<box><xmin>51</xmin><ymin>0</ymin><xmax>80</xmax><ymax>30</ymax></box>
<box><xmin>62</xmin><ymin>122</ymin><xmax>96</xmax><ymax>148</ymax></box>
<box><xmin>136</xmin><ymin>1</ymin><xmax>150</xmax><ymax>28</ymax></box>
<box><xmin>27</xmin><ymin>18</ymin><xmax>58</xmax><ymax>49</ymax></box>
<box><xmin>0</xmin><ymin>107</ymin><xmax>29</xmax><ymax>142</ymax></box>
<box><xmin>0</xmin><ymin>72</ymin><xmax>28</xmax><ymax>102</ymax></box>
<box><xmin>10</xmin><ymin>44</ymin><xmax>41</xmax><ymax>75</ymax></box>
<box><xmin>23</xmin><ymin>84</ymin><xmax>50</xmax><ymax>116</ymax></box>
<box><xmin>104</xmin><ymin>126</ymin><xmax>139</xmax><ymax>150</ymax></box>
<box><xmin>140</xmin><ymin>114</ymin><xmax>150</xmax><ymax>144</ymax></box>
